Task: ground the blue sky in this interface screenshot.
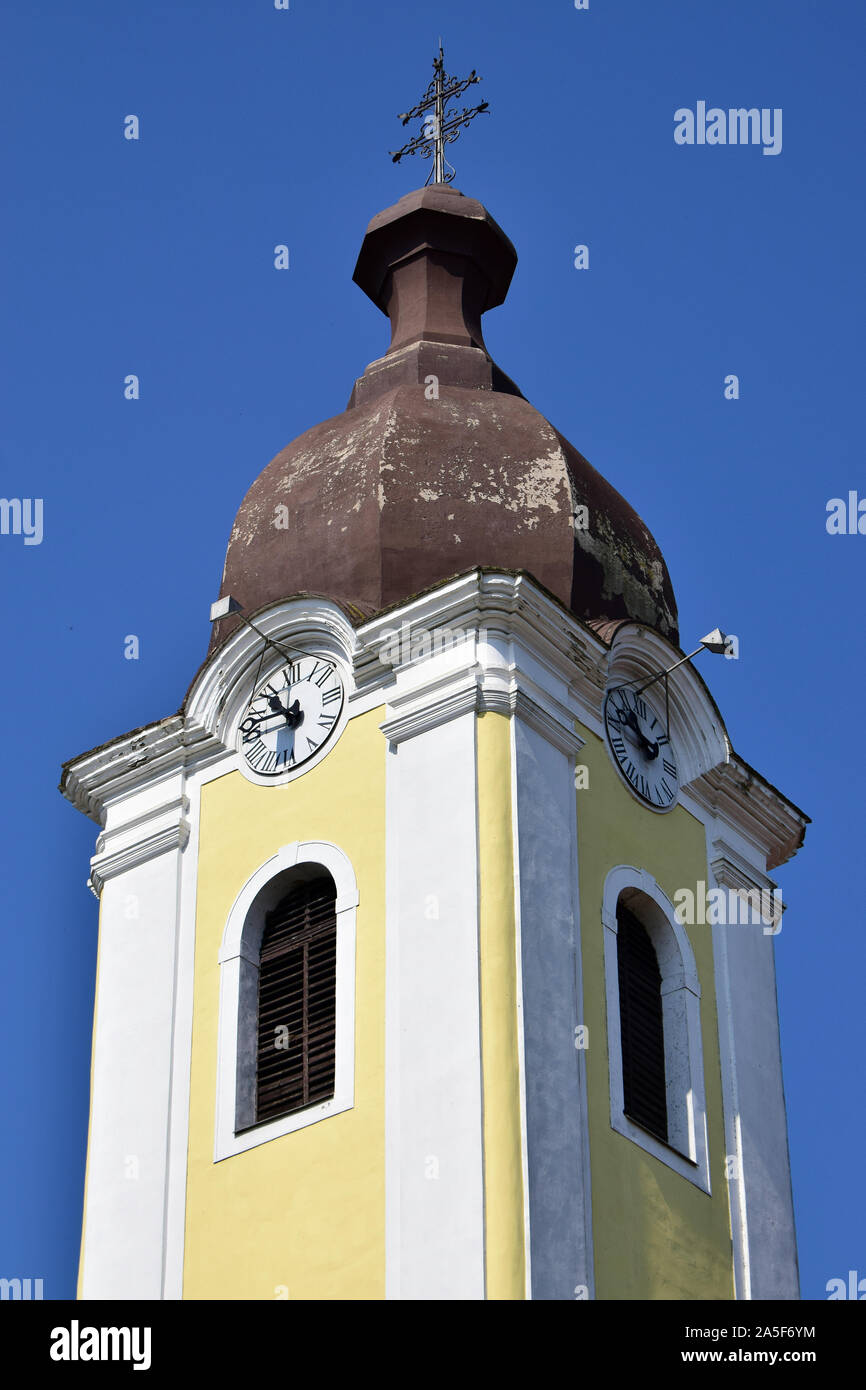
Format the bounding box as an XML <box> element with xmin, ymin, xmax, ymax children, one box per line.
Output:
<box><xmin>1</xmin><ymin>0</ymin><xmax>863</xmax><ymax>1299</ymax></box>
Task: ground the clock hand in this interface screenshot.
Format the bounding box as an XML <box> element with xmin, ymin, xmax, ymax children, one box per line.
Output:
<box><xmin>263</xmin><ymin>692</ymin><xmax>305</xmax><ymax>728</ymax></box>
<box><xmin>252</xmin><ymin>715</ymin><xmax>295</xmax><ymax>737</ymax></box>
<box><xmin>616</xmin><ymin>706</ymin><xmax>660</xmax><ymax>760</ymax></box>
<box><xmin>284</xmin><ymin>699</ymin><xmax>303</xmax><ymax>729</ymax></box>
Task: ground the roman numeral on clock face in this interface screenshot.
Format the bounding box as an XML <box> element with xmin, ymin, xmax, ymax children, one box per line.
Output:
<box><xmin>309</xmin><ymin>661</ymin><xmax>331</xmax><ymax>687</ymax></box>
<box><xmin>247</xmin><ymin>740</ymin><xmax>269</xmax><ymax>770</ymax></box>
<box><xmin>663</xmin><ymin>758</ymin><xmax>677</xmax><ymax>780</ymax></box>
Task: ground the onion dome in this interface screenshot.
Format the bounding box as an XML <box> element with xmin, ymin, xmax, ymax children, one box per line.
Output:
<box><xmin>210</xmin><ymin>183</ymin><xmax>678</xmax><ymax>650</ymax></box>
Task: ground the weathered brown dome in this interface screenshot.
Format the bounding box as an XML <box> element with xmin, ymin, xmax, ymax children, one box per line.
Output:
<box><xmin>210</xmin><ymin>184</ymin><xmax>677</xmax><ymax>649</ymax></box>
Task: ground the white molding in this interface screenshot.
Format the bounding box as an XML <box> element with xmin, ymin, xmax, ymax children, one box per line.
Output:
<box><xmin>62</xmin><ymin>575</ymin><xmax>806</xmax><ymax>875</ymax></box>
<box><xmin>214</xmin><ymin>841</ymin><xmax>358</xmax><ymax>1161</ymax></box>
<box><xmin>689</xmin><ymin>761</ymin><xmax>808</xmax><ymax>873</ymax></box>
<box><xmin>601</xmin><ymin>866</ymin><xmax>711</xmax><ymax>1194</ymax></box>
<box><xmin>62</xmin><ymin>718</ymin><xmax>223</xmax><ymax>825</ymax></box>
<box><xmin>710</xmin><ymin>837</ymin><xmax>784</xmax><ymax>926</ymax></box>
<box><xmin>378</xmin><ymin>615</ymin><xmax>585</xmax><ymax>759</ymax></box>
<box><xmin>186</xmin><ymin>600</ymin><xmax>357</xmax><ymax>744</ymax></box>
<box><xmin>380</xmin><ymin>676</ymin><xmax>479</xmax><ymax>746</ymax></box>
<box><xmin>89</xmin><ymin>801</ymin><xmax>190</xmax><ymax>897</ymax></box>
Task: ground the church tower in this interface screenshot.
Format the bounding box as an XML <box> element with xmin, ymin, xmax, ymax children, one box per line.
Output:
<box><xmin>62</xmin><ymin>72</ymin><xmax>807</xmax><ymax>1301</ymax></box>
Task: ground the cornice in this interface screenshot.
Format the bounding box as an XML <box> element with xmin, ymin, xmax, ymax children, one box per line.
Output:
<box><xmin>710</xmin><ymin>836</ymin><xmax>785</xmax><ymax>926</ymax></box>
<box><xmin>356</xmin><ymin>568</ymin><xmax>606</xmax><ymax>704</ymax></box>
<box><xmin>710</xmin><ymin>836</ymin><xmax>778</xmax><ymax>894</ymax></box>
<box><xmin>61</xmin><ymin>717</ymin><xmax>224</xmax><ymax>825</ymax></box>
<box><xmin>380</xmin><ymin>676</ymin><xmax>479</xmax><ymax>746</ymax></box>
<box><xmin>379</xmin><ymin>664</ymin><xmax>585</xmax><ymax>757</ymax></box>
<box><xmin>89</xmin><ymin>818</ymin><xmax>191</xmax><ymax>898</ymax></box>
<box><xmin>372</xmin><ymin>572</ymin><xmax>588</xmax><ymax>754</ymax></box>
<box><xmin>692</xmin><ymin>760</ymin><xmax>809</xmax><ymax>871</ymax></box>
<box><xmin>59</xmin><ymin>571</ymin><xmax>808</xmax><ymax>872</ymax></box>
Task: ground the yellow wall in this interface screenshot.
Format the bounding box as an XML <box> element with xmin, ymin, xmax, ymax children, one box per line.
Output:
<box><xmin>183</xmin><ymin>708</ymin><xmax>386</xmax><ymax>1299</ymax></box>
<box><xmin>476</xmin><ymin>713</ymin><xmax>526</xmax><ymax>1299</ymax></box>
<box><xmin>577</xmin><ymin>727</ymin><xmax>734</xmax><ymax>1300</ymax></box>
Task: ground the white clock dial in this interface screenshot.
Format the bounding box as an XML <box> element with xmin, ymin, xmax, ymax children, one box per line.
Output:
<box><xmin>239</xmin><ymin>657</ymin><xmax>344</xmax><ymax>777</ymax></box>
<box><xmin>603</xmin><ymin>686</ymin><xmax>679</xmax><ymax>810</ymax></box>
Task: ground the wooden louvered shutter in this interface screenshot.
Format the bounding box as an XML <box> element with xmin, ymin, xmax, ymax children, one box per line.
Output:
<box><xmin>255</xmin><ymin>876</ymin><xmax>337</xmax><ymax>1125</ymax></box>
<box><xmin>617</xmin><ymin>902</ymin><xmax>668</xmax><ymax>1143</ymax></box>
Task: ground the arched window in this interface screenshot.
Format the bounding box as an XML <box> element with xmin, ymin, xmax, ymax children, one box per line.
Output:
<box><xmin>255</xmin><ymin>875</ymin><xmax>337</xmax><ymax>1124</ymax></box>
<box><xmin>602</xmin><ymin>867</ymin><xmax>710</xmax><ymax>1192</ymax></box>
<box><xmin>215</xmin><ymin>841</ymin><xmax>358</xmax><ymax>1161</ymax></box>
<box><xmin>616</xmin><ymin>902</ymin><xmax>667</xmax><ymax>1143</ymax></box>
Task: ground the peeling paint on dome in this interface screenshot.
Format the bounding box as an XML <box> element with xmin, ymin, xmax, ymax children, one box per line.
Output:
<box><xmin>211</xmin><ymin>367</ymin><xmax>677</xmax><ymax>650</ymax></box>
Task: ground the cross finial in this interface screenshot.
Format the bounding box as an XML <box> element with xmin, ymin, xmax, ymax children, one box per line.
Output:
<box><xmin>390</xmin><ymin>42</ymin><xmax>489</xmax><ymax>185</ymax></box>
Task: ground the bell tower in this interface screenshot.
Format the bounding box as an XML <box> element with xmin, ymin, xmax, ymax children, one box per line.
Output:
<box><xmin>63</xmin><ymin>56</ymin><xmax>807</xmax><ymax>1302</ymax></box>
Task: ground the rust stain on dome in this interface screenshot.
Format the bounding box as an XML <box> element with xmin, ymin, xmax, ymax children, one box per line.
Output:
<box><xmin>210</xmin><ymin>184</ymin><xmax>677</xmax><ymax>651</ymax></box>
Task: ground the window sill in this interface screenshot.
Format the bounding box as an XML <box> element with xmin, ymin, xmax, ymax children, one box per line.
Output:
<box><xmin>623</xmin><ymin>1111</ymin><xmax>698</xmax><ymax>1166</ymax></box>
<box><xmin>215</xmin><ymin>1091</ymin><xmax>352</xmax><ymax>1162</ymax></box>
<box><xmin>612</xmin><ymin>1109</ymin><xmax>709</xmax><ymax>1192</ymax></box>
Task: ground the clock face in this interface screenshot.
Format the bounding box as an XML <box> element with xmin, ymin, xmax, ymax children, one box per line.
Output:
<box><xmin>603</xmin><ymin>686</ymin><xmax>679</xmax><ymax>810</ymax></box>
<box><xmin>238</xmin><ymin>657</ymin><xmax>344</xmax><ymax>778</ymax></box>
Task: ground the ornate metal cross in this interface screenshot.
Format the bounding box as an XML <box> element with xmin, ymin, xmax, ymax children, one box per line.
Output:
<box><xmin>390</xmin><ymin>43</ymin><xmax>489</xmax><ymax>185</ymax></box>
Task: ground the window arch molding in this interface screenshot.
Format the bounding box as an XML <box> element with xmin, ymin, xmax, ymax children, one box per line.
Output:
<box><xmin>602</xmin><ymin>866</ymin><xmax>710</xmax><ymax>1192</ymax></box>
<box><xmin>215</xmin><ymin>840</ymin><xmax>358</xmax><ymax>1161</ymax></box>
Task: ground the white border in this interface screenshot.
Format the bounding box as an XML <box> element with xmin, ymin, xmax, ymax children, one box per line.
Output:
<box><xmin>214</xmin><ymin>840</ymin><xmax>358</xmax><ymax>1161</ymax></box>
<box><xmin>602</xmin><ymin>866</ymin><xmax>710</xmax><ymax>1193</ymax></box>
